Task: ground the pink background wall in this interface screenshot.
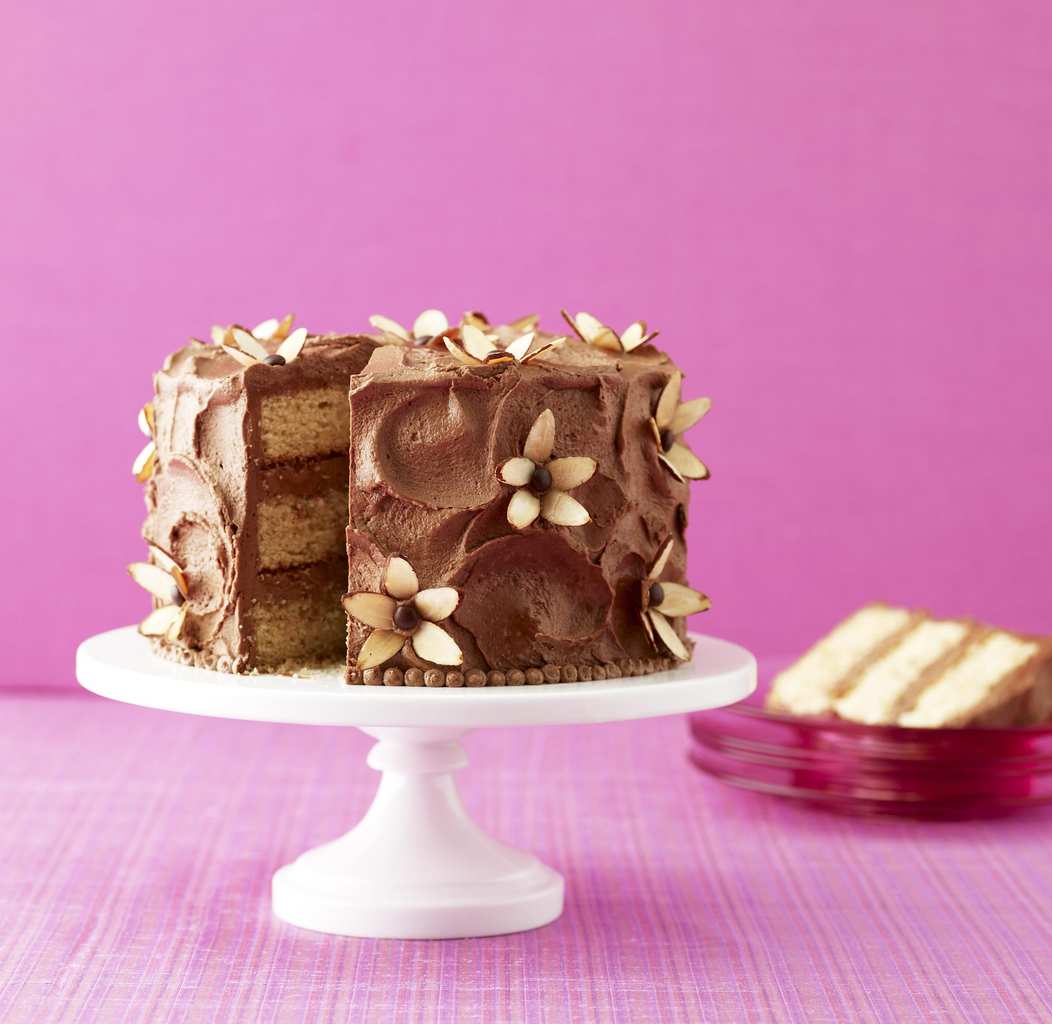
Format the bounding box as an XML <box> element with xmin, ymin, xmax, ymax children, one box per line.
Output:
<box><xmin>3</xmin><ymin>2</ymin><xmax>1050</xmax><ymax>687</ymax></box>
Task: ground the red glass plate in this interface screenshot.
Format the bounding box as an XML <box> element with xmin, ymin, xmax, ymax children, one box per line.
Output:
<box><xmin>688</xmin><ymin>683</ymin><xmax>1052</xmax><ymax>819</ymax></box>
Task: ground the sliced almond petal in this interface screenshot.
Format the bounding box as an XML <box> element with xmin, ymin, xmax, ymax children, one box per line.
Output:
<box><xmin>505</xmin><ymin>332</ymin><xmax>534</xmax><ymax>362</ymax></box>
<box><xmin>165</xmin><ymin>603</ymin><xmax>189</xmax><ymax>642</ymax></box>
<box><xmin>276</xmin><ymin>326</ymin><xmax>308</xmax><ymax>362</ymax></box>
<box><xmin>132</xmin><ymin>441</ymin><xmax>156</xmax><ymax>482</ymax></box>
<box><xmin>523</xmin><ymin>408</ymin><xmax>555</xmax><ymax>463</ymax></box>
<box><xmin>274</xmin><ymin>313</ymin><xmax>295</xmax><ymax>340</ymax></box>
<box><xmin>138</xmin><ymin>604</ymin><xmax>183</xmax><ymax>637</ymax></box>
<box><xmin>221</xmin><ymin>344</ymin><xmax>258</xmax><ymax>367</ymax></box>
<box><xmin>252</xmin><ymin>317</ymin><xmax>279</xmax><ymax>340</ymax></box>
<box><xmin>383</xmin><ymin>556</ymin><xmax>418</xmax><ymax>599</ymax></box>
<box><xmin>620</xmin><ymin>321</ymin><xmax>647</xmax><ymax>350</ymax></box>
<box><xmin>461</xmin><ymin>324</ymin><xmax>496</xmax><ymax>362</ymax></box>
<box><xmin>547</xmin><ymin>456</ymin><xmax>597</xmax><ymax>491</ymax></box>
<box><xmin>573</xmin><ymin>311</ymin><xmax>606</xmax><ymax>342</ymax></box>
<box><xmin>670</xmin><ymin>396</ymin><xmax>712</xmax><ymax>435</ymax></box>
<box><xmin>356</xmin><ymin>628</ymin><xmax>405</xmax><ymax>670</ymax></box>
<box><xmin>541</xmin><ymin>490</ymin><xmax>590</xmax><ymax>527</ymax></box>
<box><xmin>650</xmin><ymin>610</ymin><xmax>689</xmax><ymax>661</ymax></box>
<box><xmin>210</xmin><ymin>324</ymin><xmax>228</xmax><ymax>346</ymax></box>
<box><xmin>138</xmin><ymin>403</ymin><xmax>155</xmax><ymax>438</ymax></box>
<box><xmin>519</xmin><ymin>342</ymin><xmax>559</xmax><ymax>365</ymax></box>
<box><xmin>664</xmin><ymin>442</ymin><xmax>710</xmax><ymax>480</ymax></box>
<box><xmin>655</xmin><ymin>373</ymin><xmax>681</xmax><ymax>429</ymax></box>
<box><xmin>658</xmin><ymin>452</ymin><xmax>686</xmax><ymax>482</ymax></box>
<box><xmin>507</xmin><ymin>488</ymin><xmax>541</xmax><ymax>529</ymax></box>
<box><xmin>640</xmin><ymin>609</ymin><xmax>656</xmax><ymax>646</ymax></box>
<box><xmin>443</xmin><ymin>338</ymin><xmax>483</xmax><ymax>366</ymax></box>
<box><xmin>150</xmin><ymin>549</ymin><xmax>189</xmax><ymax>599</ymax></box>
<box><xmin>498</xmin><ymin>456</ymin><xmax>535</xmax><ymax>486</ymax></box>
<box><xmin>462</xmin><ymin>310</ymin><xmax>490</xmax><ymax>328</ymax></box>
<box><xmin>413</xmin><ymin>587</ymin><xmax>460</xmax><ymax>623</ymax></box>
<box><xmin>592</xmin><ymin>328</ymin><xmax>623</xmax><ymax>351</ymax></box>
<box><xmin>413</xmin><ymin>309</ymin><xmax>449</xmax><ymax>339</ymax></box>
<box><xmin>649</xmin><ymin>538</ymin><xmax>675</xmax><ymax>580</ymax></box>
<box><xmin>231</xmin><ymin>327</ymin><xmax>269</xmax><ymax>360</ymax></box>
<box><xmin>411</xmin><ymin>621</ymin><xmax>464</xmax><ymax>666</ymax></box>
<box><xmin>654</xmin><ymin>582</ymin><xmax>711</xmax><ymax>617</ymax></box>
<box><xmin>560</xmin><ymin>308</ymin><xmax>588</xmax><ymax>342</ymax></box>
<box><xmin>508</xmin><ymin>314</ymin><xmax>540</xmax><ymax>332</ymax></box>
<box><xmin>368</xmin><ymin>315</ymin><xmax>410</xmax><ymax>341</ymax></box>
<box><xmin>647</xmin><ymin>417</ymin><xmax>664</xmax><ymax>449</ymax></box>
<box><xmin>128</xmin><ymin>562</ymin><xmax>178</xmax><ymax>601</ymax></box>
<box><xmin>342</xmin><ymin>592</ymin><xmax>396</xmax><ymax>629</ymax></box>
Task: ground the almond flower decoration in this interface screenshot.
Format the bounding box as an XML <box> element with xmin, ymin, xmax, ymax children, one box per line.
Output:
<box><xmin>219</xmin><ymin>324</ymin><xmax>309</xmax><ymax>368</ymax></box>
<box><xmin>132</xmin><ymin>402</ymin><xmax>157</xmax><ymax>483</ymax></box>
<box><xmin>560</xmin><ymin>310</ymin><xmax>658</xmax><ymax>353</ymax></box>
<box><xmin>369</xmin><ymin>309</ymin><xmax>455</xmax><ymax>346</ymax></box>
<box><xmin>210</xmin><ymin>313</ymin><xmax>297</xmax><ymax>349</ymax></box>
<box><xmin>640</xmin><ymin>539</ymin><xmax>710</xmax><ymax>661</ymax></box>
<box><xmin>444</xmin><ymin>324</ymin><xmax>564</xmax><ymax>367</ymax></box>
<box><xmin>343</xmin><ymin>556</ymin><xmax>463</xmax><ymax>670</ymax></box>
<box><xmin>128</xmin><ymin>547</ymin><xmax>190</xmax><ymax>641</ymax></box>
<box><xmin>649</xmin><ymin>372</ymin><xmax>711</xmax><ymax>481</ymax></box>
<box><xmin>498</xmin><ymin>410</ymin><xmax>596</xmax><ymax>529</ymax></box>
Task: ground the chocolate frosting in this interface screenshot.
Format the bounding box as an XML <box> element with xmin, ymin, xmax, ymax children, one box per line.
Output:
<box><xmin>346</xmin><ymin>335</ymin><xmax>693</xmax><ymax>674</ymax></box>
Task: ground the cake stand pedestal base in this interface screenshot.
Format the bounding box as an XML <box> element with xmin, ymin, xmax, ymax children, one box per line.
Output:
<box><xmin>272</xmin><ymin>726</ymin><xmax>563</xmax><ymax>938</ymax></box>
<box><xmin>76</xmin><ymin>627</ymin><xmax>755</xmax><ymax>939</ymax></box>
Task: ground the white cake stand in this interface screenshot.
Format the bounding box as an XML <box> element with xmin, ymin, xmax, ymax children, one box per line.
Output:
<box><xmin>76</xmin><ymin>626</ymin><xmax>755</xmax><ymax>939</ymax></box>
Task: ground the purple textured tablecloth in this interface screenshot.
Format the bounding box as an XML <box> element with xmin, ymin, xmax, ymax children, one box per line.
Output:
<box><xmin>1</xmin><ymin>693</ymin><xmax>1050</xmax><ymax>1023</ymax></box>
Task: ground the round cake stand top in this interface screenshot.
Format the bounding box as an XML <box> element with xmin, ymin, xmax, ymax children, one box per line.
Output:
<box><xmin>76</xmin><ymin>627</ymin><xmax>756</xmax><ymax>729</ymax></box>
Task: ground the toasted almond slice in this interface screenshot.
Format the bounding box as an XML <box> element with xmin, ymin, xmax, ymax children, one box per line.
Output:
<box><xmin>276</xmin><ymin>327</ymin><xmax>308</xmax><ymax>362</ymax></box>
<box><xmin>462</xmin><ymin>310</ymin><xmax>490</xmax><ymax>328</ymax></box>
<box><xmin>165</xmin><ymin>603</ymin><xmax>189</xmax><ymax>642</ymax></box>
<box><xmin>342</xmin><ymin>592</ymin><xmax>396</xmax><ymax>629</ymax></box>
<box><xmin>650</xmin><ymin>610</ymin><xmax>689</xmax><ymax>661</ymax></box>
<box><xmin>128</xmin><ymin>562</ymin><xmax>178</xmax><ymax>601</ymax></box>
<box><xmin>655</xmin><ymin>373</ymin><xmax>681</xmax><ymax>429</ymax></box>
<box><xmin>647</xmin><ymin>417</ymin><xmax>664</xmax><ymax>449</ymax></box>
<box><xmin>138</xmin><ymin>604</ymin><xmax>183</xmax><ymax>637</ymax></box>
<box><xmin>369</xmin><ymin>315</ymin><xmax>411</xmax><ymax>341</ymax></box>
<box><xmin>620</xmin><ymin>322</ymin><xmax>647</xmax><ymax>350</ymax></box>
<box><xmin>443</xmin><ymin>338</ymin><xmax>482</xmax><ymax>365</ymax></box>
<box><xmin>664</xmin><ymin>442</ymin><xmax>710</xmax><ymax>480</ymax></box>
<box><xmin>560</xmin><ymin>308</ymin><xmax>587</xmax><ymax>342</ymax></box>
<box><xmin>275</xmin><ymin>313</ymin><xmax>295</xmax><ymax>339</ymax></box>
<box><xmin>384</xmin><ymin>556</ymin><xmax>418</xmax><ymax>600</ymax></box>
<box><xmin>357</xmin><ymin>628</ymin><xmax>405</xmax><ymax>670</ymax></box>
<box><xmin>505</xmin><ymin>332</ymin><xmax>534</xmax><ymax>362</ymax></box>
<box><xmin>221</xmin><ymin>344</ymin><xmax>258</xmax><ymax>367</ymax></box>
<box><xmin>413</xmin><ymin>309</ymin><xmax>449</xmax><ymax>339</ymax></box>
<box><xmin>541</xmin><ymin>490</ymin><xmax>590</xmax><ymax>527</ymax></box>
<box><xmin>508</xmin><ymin>314</ymin><xmax>540</xmax><ymax>332</ymax></box>
<box><xmin>148</xmin><ymin>547</ymin><xmax>189</xmax><ymax>598</ymax></box>
<box><xmin>523</xmin><ymin>409</ymin><xmax>555</xmax><ymax>463</ymax></box>
<box><xmin>138</xmin><ymin>403</ymin><xmax>155</xmax><ymax>438</ymax></box>
<box><xmin>548</xmin><ymin>456</ymin><xmax>597</xmax><ymax>491</ymax></box>
<box><xmin>658</xmin><ymin>452</ymin><xmax>686</xmax><ymax>482</ymax></box>
<box><xmin>520</xmin><ymin>339</ymin><xmax>563</xmax><ymax>365</ymax></box>
<box><xmin>414</xmin><ymin>587</ymin><xmax>459</xmax><ymax>622</ymax></box>
<box><xmin>654</xmin><ymin>582</ymin><xmax>710</xmax><ymax>617</ymax></box>
<box><xmin>670</xmin><ymin>396</ymin><xmax>712</xmax><ymax>435</ymax></box>
<box><xmin>507</xmin><ymin>488</ymin><xmax>541</xmax><ymax>529</ymax></box>
<box><xmin>411</xmin><ymin>621</ymin><xmax>464</xmax><ymax>666</ymax></box>
<box><xmin>252</xmin><ymin>317</ymin><xmax>279</xmax><ymax>340</ymax></box>
<box><xmin>573</xmin><ymin>311</ymin><xmax>605</xmax><ymax>342</ymax></box>
<box><xmin>210</xmin><ymin>324</ymin><xmax>228</xmax><ymax>346</ymax></box>
<box><xmin>231</xmin><ymin>327</ymin><xmax>269</xmax><ymax>360</ymax></box>
<box><xmin>649</xmin><ymin>538</ymin><xmax>675</xmax><ymax>580</ymax></box>
<box><xmin>499</xmin><ymin>457</ymin><xmax>535</xmax><ymax>486</ymax></box>
<box><xmin>461</xmin><ymin>324</ymin><xmax>496</xmax><ymax>362</ymax></box>
<box><xmin>132</xmin><ymin>442</ymin><xmax>156</xmax><ymax>482</ymax></box>
<box><xmin>640</xmin><ymin>609</ymin><xmax>656</xmax><ymax>646</ymax></box>
<box><xmin>592</xmin><ymin>327</ymin><xmax>622</xmax><ymax>351</ymax></box>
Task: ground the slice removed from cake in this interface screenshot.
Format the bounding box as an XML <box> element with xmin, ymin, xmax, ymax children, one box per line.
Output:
<box><xmin>834</xmin><ymin>618</ymin><xmax>975</xmax><ymax>725</ymax></box>
<box><xmin>899</xmin><ymin>630</ymin><xmax>1046</xmax><ymax>728</ymax></box>
<box><xmin>766</xmin><ymin>603</ymin><xmax>916</xmax><ymax>717</ymax></box>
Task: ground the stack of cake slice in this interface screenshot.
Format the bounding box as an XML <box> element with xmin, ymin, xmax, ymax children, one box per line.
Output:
<box><xmin>767</xmin><ymin>603</ymin><xmax>1052</xmax><ymax>728</ymax></box>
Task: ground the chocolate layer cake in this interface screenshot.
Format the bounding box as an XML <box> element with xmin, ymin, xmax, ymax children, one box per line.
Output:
<box><xmin>129</xmin><ymin>310</ymin><xmax>713</xmax><ymax>683</ymax></box>
<box><xmin>767</xmin><ymin>603</ymin><xmax>1052</xmax><ymax>727</ymax></box>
